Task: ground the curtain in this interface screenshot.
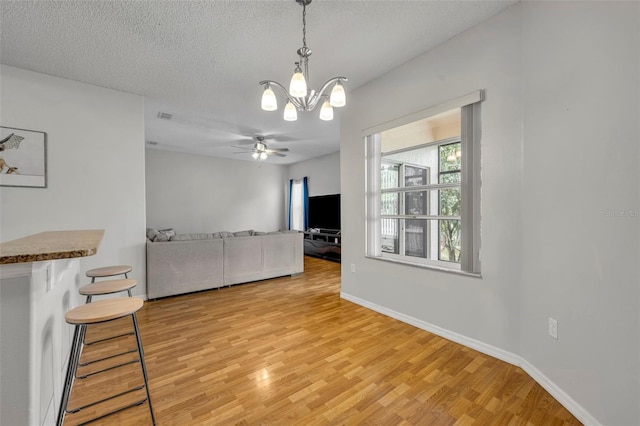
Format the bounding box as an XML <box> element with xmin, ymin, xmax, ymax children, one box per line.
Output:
<box><xmin>288</xmin><ymin>177</ymin><xmax>309</xmax><ymax>231</ymax></box>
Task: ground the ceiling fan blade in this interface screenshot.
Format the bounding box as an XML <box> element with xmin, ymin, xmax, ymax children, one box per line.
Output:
<box><xmin>232</xmin><ymin>152</ymin><xmax>250</xmax><ymax>154</ymax></box>
<box><xmin>267</xmin><ymin>147</ymin><xmax>290</xmax><ymax>152</ymax></box>
<box><xmin>231</xmin><ymin>145</ymin><xmax>252</xmax><ymax>150</ymax></box>
<box><xmin>262</xmin><ymin>134</ymin><xmax>296</xmax><ymax>142</ymax></box>
<box><xmin>270</xmin><ymin>152</ymin><xmax>287</xmax><ymax>157</ymax></box>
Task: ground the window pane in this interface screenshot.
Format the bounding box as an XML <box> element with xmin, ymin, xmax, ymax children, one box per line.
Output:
<box><xmin>404</xmin><ymin>190</ymin><xmax>427</xmax><ymax>215</ymax></box>
<box><xmin>381</xmin><ymin>163</ymin><xmax>399</xmax><ymax>189</ymax></box>
<box><xmin>405</xmin><ymin>219</ymin><xmax>427</xmax><ymax>258</ymax></box>
<box><xmin>381</xmin><ymin>218</ymin><xmax>398</xmax><ymax>254</ymax></box>
<box><xmin>439</xmin><ymin>219</ymin><xmax>461</xmax><ymax>262</ymax></box>
<box><xmin>440</xmin><ymin>171</ymin><xmax>461</xmax><ymax>184</ymax></box>
<box><xmin>404</xmin><ymin>165</ymin><xmax>428</xmax><ymax>187</ymax></box>
<box><xmin>381</xmin><ymin>192</ymin><xmax>398</xmax><ymax>215</ymax></box>
<box><xmin>439</xmin><ymin>187</ymin><xmax>461</xmax><ymax>216</ymax></box>
<box><xmin>439</xmin><ymin>143</ymin><xmax>461</xmax><ymax>173</ymax></box>
<box><xmin>381</xmin><ymin>190</ymin><xmax>399</xmax><ymax>254</ymax></box>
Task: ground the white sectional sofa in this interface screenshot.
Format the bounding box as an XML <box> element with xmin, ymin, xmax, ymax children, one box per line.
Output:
<box><xmin>146</xmin><ymin>230</ymin><xmax>304</xmax><ymax>299</ymax></box>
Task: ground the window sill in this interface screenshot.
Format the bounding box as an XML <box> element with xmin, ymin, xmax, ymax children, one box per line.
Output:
<box><xmin>365</xmin><ymin>255</ymin><xmax>482</xmax><ymax>278</ymax></box>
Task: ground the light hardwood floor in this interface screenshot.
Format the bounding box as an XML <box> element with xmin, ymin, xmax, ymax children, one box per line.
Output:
<box><xmin>64</xmin><ymin>256</ymin><xmax>581</xmax><ymax>425</ymax></box>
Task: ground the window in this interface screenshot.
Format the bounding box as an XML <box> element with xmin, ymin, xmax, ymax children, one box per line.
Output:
<box><xmin>289</xmin><ymin>177</ymin><xmax>308</xmax><ymax>231</ymax></box>
<box><xmin>364</xmin><ymin>91</ymin><xmax>482</xmax><ymax>274</ymax></box>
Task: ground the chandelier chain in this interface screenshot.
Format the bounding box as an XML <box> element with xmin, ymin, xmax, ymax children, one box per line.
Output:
<box><xmin>302</xmin><ymin>2</ymin><xmax>307</xmax><ymax>48</ymax></box>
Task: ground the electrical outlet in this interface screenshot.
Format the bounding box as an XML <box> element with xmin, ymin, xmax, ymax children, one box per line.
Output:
<box><xmin>548</xmin><ymin>317</ymin><xmax>558</xmax><ymax>339</ymax></box>
<box><xmin>350</xmin><ymin>263</ymin><xmax>356</xmax><ymax>273</ymax></box>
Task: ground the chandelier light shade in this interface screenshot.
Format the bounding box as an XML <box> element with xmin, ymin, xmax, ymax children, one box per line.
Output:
<box><xmin>259</xmin><ymin>0</ymin><xmax>347</xmax><ymax>121</ymax></box>
<box><xmin>319</xmin><ymin>100</ymin><xmax>333</xmax><ymax>121</ymax></box>
<box><xmin>289</xmin><ymin>64</ymin><xmax>308</xmax><ymax>98</ymax></box>
<box><xmin>284</xmin><ymin>101</ymin><xmax>298</xmax><ymax>121</ymax></box>
<box><xmin>261</xmin><ymin>85</ymin><xmax>278</xmax><ymax>111</ymax></box>
<box><xmin>329</xmin><ymin>81</ymin><xmax>346</xmax><ymax>107</ymax></box>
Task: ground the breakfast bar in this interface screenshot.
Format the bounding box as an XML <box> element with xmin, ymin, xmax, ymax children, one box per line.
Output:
<box><xmin>0</xmin><ymin>230</ymin><xmax>104</xmax><ymax>426</ymax></box>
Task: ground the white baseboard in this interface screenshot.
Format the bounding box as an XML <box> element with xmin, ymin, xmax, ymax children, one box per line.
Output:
<box><xmin>340</xmin><ymin>291</ymin><xmax>601</xmax><ymax>426</ymax></box>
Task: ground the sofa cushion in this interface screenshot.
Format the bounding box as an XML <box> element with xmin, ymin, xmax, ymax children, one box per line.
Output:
<box><xmin>219</xmin><ymin>231</ymin><xmax>235</xmax><ymax>238</ymax></box>
<box><xmin>233</xmin><ymin>230</ymin><xmax>254</xmax><ymax>237</ymax></box>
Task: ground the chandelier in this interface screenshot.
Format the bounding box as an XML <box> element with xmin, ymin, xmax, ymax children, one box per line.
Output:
<box><xmin>259</xmin><ymin>0</ymin><xmax>347</xmax><ymax>122</ymax></box>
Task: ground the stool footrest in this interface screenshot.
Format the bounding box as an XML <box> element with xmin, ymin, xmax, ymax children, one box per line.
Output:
<box><xmin>67</xmin><ymin>385</ymin><xmax>147</xmax><ymax>412</ymax></box>
<box><xmin>76</xmin><ymin>359</ymin><xmax>139</xmax><ymax>379</ymax></box>
<box><xmin>85</xmin><ymin>331</ymin><xmax>134</xmax><ymax>346</ymax></box>
<box><xmin>79</xmin><ymin>349</ymin><xmax>137</xmax><ymax>367</ymax></box>
<box><xmin>74</xmin><ymin>398</ymin><xmax>148</xmax><ymax>426</ymax></box>
<box><xmin>76</xmin><ymin>398</ymin><xmax>148</xmax><ymax>425</ymax></box>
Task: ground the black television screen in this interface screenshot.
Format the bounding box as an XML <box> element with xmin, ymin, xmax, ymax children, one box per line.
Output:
<box><xmin>308</xmin><ymin>194</ymin><xmax>341</xmax><ymax>231</ymax></box>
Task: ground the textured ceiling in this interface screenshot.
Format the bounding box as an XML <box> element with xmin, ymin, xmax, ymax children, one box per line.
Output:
<box><xmin>1</xmin><ymin>0</ymin><xmax>517</xmax><ymax>164</ymax></box>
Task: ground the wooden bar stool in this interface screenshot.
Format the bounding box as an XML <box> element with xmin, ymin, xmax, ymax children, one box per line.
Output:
<box><xmin>79</xmin><ymin>278</ymin><xmax>137</xmax><ymax>303</ymax></box>
<box><xmin>86</xmin><ymin>264</ymin><xmax>132</xmax><ymax>283</ymax></box>
<box><xmin>57</xmin><ymin>298</ymin><xmax>155</xmax><ymax>426</ymax></box>
<box><xmin>79</xmin><ymin>279</ymin><xmax>138</xmax><ymax>345</ymax></box>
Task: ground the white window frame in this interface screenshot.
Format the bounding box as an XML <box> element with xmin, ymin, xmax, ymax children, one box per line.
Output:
<box><xmin>364</xmin><ymin>91</ymin><xmax>483</xmax><ymax>275</ymax></box>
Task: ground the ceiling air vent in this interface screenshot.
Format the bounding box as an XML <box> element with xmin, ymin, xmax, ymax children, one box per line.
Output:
<box><xmin>157</xmin><ymin>112</ymin><xmax>173</xmax><ymax>120</ymax></box>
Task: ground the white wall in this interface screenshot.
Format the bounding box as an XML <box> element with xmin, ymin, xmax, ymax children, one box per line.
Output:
<box><xmin>519</xmin><ymin>2</ymin><xmax>639</xmax><ymax>424</ymax></box>
<box><xmin>0</xmin><ymin>65</ymin><xmax>147</xmax><ymax>296</ymax></box>
<box><xmin>145</xmin><ymin>148</ymin><xmax>287</xmax><ymax>233</ymax></box>
<box><xmin>340</xmin><ymin>3</ymin><xmax>639</xmax><ymax>425</ymax></box>
<box><xmin>342</xmin><ymin>0</ymin><xmax>523</xmax><ymax>355</ymax></box>
<box><xmin>288</xmin><ymin>151</ymin><xmax>340</xmax><ymax>196</ymax></box>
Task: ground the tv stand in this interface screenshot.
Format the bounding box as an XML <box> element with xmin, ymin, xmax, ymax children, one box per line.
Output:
<box><xmin>303</xmin><ymin>228</ymin><xmax>341</xmax><ymax>262</ymax></box>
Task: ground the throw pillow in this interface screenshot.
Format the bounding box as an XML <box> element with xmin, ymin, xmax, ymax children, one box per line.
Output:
<box><xmin>146</xmin><ymin>228</ymin><xmax>159</xmax><ymax>241</ymax></box>
<box><xmin>233</xmin><ymin>230</ymin><xmax>254</xmax><ymax>237</ymax></box>
<box><xmin>155</xmin><ymin>228</ymin><xmax>176</xmax><ymax>242</ymax></box>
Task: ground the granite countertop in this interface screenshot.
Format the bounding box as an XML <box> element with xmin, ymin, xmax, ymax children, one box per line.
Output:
<box><xmin>0</xmin><ymin>229</ymin><xmax>105</xmax><ymax>265</ymax></box>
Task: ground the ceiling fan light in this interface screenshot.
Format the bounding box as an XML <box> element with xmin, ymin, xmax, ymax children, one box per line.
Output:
<box><xmin>260</xmin><ymin>152</ymin><xmax>268</xmax><ymax>160</ymax></box>
<box><xmin>261</xmin><ymin>86</ymin><xmax>278</xmax><ymax>111</ymax></box>
<box><xmin>319</xmin><ymin>100</ymin><xmax>333</xmax><ymax>121</ymax></box>
<box><xmin>289</xmin><ymin>64</ymin><xmax>307</xmax><ymax>98</ymax></box>
<box><xmin>252</xmin><ymin>152</ymin><xmax>259</xmax><ymax>160</ymax></box>
<box><xmin>284</xmin><ymin>101</ymin><xmax>298</xmax><ymax>121</ymax></box>
<box><xmin>329</xmin><ymin>81</ymin><xmax>346</xmax><ymax>107</ymax></box>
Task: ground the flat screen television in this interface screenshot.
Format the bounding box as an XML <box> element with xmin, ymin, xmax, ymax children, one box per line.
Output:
<box><xmin>308</xmin><ymin>194</ymin><xmax>341</xmax><ymax>231</ymax></box>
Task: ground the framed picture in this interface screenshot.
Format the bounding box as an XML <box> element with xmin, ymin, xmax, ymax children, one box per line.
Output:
<box><xmin>0</xmin><ymin>126</ymin><xmax>47</xmax><ymax>188</ymax></box>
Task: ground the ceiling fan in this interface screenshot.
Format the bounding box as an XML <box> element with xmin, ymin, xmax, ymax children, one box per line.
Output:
<box><xmin>232</xmin><ymin>136</ymin><xmax>289</xmax><ymax>161</ymax></box>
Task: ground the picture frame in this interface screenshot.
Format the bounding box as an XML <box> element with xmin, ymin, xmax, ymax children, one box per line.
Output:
<box><xmin>0</xmin><ymin>126</ymin><xmax>47</xmax><ymax>188</ymax></box>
